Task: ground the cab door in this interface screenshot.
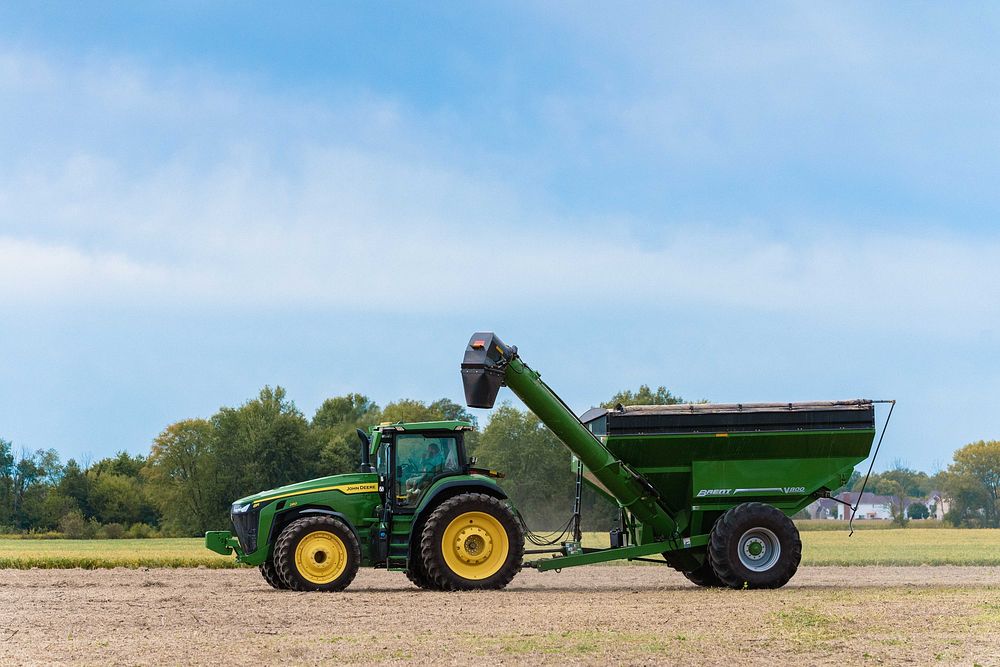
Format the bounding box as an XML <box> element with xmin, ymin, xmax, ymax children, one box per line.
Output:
<box><xmin>391</xmin><ymin>432</ymin><xmax>463</xmax><ymax>509</ymax></box>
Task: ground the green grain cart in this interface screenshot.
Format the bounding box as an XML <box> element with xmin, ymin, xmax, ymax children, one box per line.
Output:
<box><xmin>206</xmin><ymin>332</ymin><xmax>881</xmax><ymax>591</ymax></box>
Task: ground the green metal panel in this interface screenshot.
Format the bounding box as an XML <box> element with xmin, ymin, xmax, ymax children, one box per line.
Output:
<box><xmin>228</xmin><ymin>472</ymin><xmax>381</xmax><ymax>566</ymax></box>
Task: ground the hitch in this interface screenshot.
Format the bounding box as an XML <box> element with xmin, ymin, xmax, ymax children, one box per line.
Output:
<box><xmin>204</xmin><ymin>531</ymin><xmax>242</xmax><ymax>556</ymax></box>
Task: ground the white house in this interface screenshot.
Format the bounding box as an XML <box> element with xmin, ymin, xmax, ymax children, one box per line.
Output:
<box><xmin>803</xmin><ymin>491</ymin><xmax>946</xmax><ymax>521</ymax></box>
<box><xmin>836</xmin><ymin>491</ymin><xmax>895</xmax><ymax>520</ymax></box>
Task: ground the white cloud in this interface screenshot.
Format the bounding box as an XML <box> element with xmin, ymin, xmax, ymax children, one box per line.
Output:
<box><xmin>1</xmin><ymin>45</ymin><xmax>999</xmax><ymax>338</ymax></box>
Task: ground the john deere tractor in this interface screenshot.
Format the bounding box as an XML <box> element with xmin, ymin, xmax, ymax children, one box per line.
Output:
<box><xmin>207</xmin><ymin>332</ymin><xmax>884</xmax><ymax>591</ymax></box>
<box><xmin>206</xmin><ymin>419</ymin><xmax>524</xmax><ymax>591</ymax></box>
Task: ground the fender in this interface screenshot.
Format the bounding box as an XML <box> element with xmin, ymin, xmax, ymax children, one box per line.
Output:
<box><xmin>266</xmin><ymin>505</ymin><xmax>363</xmax><ymax>548</ymax></box>
<box><xmin>411</xmin><ymin>478</ymin><xmax>508</xmax><ymax>534</ymax></box>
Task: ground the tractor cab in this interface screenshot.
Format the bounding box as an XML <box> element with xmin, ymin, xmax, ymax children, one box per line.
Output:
<box><xmin>370</xmin><ymin>421</ymin><xmax>473</xmax><ymax>510</ymax></box>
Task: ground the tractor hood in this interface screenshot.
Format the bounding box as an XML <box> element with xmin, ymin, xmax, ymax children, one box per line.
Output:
<box><xmin>233</xmin><ymin>472</ymin><xmax>378</xmax><ymax>508</ymax></box>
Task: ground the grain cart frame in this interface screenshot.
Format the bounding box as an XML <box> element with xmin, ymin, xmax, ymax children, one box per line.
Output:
<box><xmin>206</xmin><ymin>332</ymin><xmax>883</xmax><ymax>590</ymax></box>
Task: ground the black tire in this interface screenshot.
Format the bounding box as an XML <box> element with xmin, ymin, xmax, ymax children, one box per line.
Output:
<box><xmin>663</xmin><ymin>551</ymin><xmax>724</xmax><ymax>588</ymax></box>
<box><xmin>708</xmin><ymin>502</ymin><xmax>801</xmax><ymax>590</ymax></box>
<box><xmin>682</xmin><ymin>561</ymin><xmax>725</xmax><ymax>588</ymax></box>
<box><xmin>274</xmin><ymin>516</ymin><xmax>360</xmax><ymax>592</ymax></box>
<box><xmin>404</xmin><ymin>559</ymin><xmax>441</xmax><ymax>591</ymax></box>
<box><xmin>419</xmin><ymin>493</ymin><xmax>524</xmax><ymax>591</ymax></box>
<box><xmin>404</xmin><ymin>514</ymin><xmax>445</xmax><ymax>590</ymax></box>
<box><xmin>259</xmin><ymin>556</ymin><xmax>289</xmax><ymax>590</ymax></box>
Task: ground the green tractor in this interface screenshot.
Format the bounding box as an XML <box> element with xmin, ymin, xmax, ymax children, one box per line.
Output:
<box><xmin>207</xmin><ymin>332</ymin><xmax>887</xmax><ymax>591</ymax></box>
<box><xmin>206</xmin><ymin>419</ymin><xmax>523</xmax><ymax>591</ymax></box>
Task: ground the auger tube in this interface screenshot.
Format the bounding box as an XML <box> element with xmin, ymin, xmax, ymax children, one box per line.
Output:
<box><xmin>461</xmin><ymin>332</ymin><xmax>677</xmax><ymax>539</ymax></box>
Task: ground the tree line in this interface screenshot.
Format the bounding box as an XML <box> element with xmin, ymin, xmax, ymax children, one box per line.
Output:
<box><xmin>2</xmin><ymin>385</ymin><xmax>999</xmax><ymax>536</ymax></box>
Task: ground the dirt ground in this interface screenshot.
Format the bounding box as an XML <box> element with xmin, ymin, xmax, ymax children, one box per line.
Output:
<box><xmin>1</xmin><ymin>566</ymin><xmax>998</xmax><ymax>666</ymax></box>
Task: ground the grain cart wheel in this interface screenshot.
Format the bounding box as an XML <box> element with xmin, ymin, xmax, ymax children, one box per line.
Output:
<box><xmin>419</xmin><ymin>493</ymin><xmax>524</xmax><ymax>591</ymax></box>
<box><xmin>259</xmin><ymin>556</ymin><xmax>289</xmax><ymax>589</ymax></box>
<box><xmin>274</xmin><ymin>516</ymin><xmax>360</xmax><ymax>592</ymax></box>
<box><xmin>682</xmin><ymin>562</ymin><xmax>725</xmax><ymax>588</ymax></box>
<box><xmin>663</xmin><ymin>552</ymin><xmax>724</xmax><ymax>588</ymax></box>
<box><xmin>708</xmin><ymin>502</ymin><xmax>801</xmax><ymax>590</ymax></box>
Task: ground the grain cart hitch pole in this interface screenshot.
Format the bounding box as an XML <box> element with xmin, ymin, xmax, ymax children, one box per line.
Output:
<box><xmin>461</xmin><ymin>332</ymin><xmax>884</xmax><ymax>588</ymax></box>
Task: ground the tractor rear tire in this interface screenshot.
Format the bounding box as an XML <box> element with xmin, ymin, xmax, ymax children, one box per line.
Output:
<box><xmin>708</xmin><ymin>502</ymin><xmax>801</xmax><ymax>590</ymax></box>
<box><xmin>419</xmin><ymin>493</ymin><xmax>524</xmax><ymax>591</ymax></box>
<box><xmin>274</xmin><ymin>516</ymin><xmax>360</xmax><ymax>592</ymax></box>
<box><xmin>259</xmin><ymin>556</ymin><xmax>289</xmax><ymax>589</ymax></box>
<box><xmin>405</xmin><ymin>560</ymin><xmax>441</xmax><ymax>591</ymax></box>
<box><xmin>405</xmin><ymin>530</ymin><xmax>444</xmax><ymax>591</ymax></box>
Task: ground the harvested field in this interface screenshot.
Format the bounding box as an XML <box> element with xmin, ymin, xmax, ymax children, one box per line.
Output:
<box><xmin>3</xmin><ymin>528</ymin><xmax>999</xmax><ymax>569</ymax></box>
<box><xmin>1</xmin><ymin>566</ymin><xmax>998</xmax><ymax>666</ymax></box>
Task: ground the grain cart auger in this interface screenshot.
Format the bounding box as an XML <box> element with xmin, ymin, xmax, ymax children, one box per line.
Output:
<box><xmin>461</xmin><ymin>332</ymin><xmax>885</xmax><ymax>589</ymax></box>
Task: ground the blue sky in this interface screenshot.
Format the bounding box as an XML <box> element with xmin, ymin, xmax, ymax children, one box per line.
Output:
<box><xmin>1</xmin><ymin>3</ymin><xmax>998</xmax><ymax>471</ymax></box>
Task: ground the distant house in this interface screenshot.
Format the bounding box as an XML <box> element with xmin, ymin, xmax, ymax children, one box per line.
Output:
<box><xmin>803</xmin><ymin>497</ymin><xmax>842</xmax><ymax>520</ymax></box>
<box><xmin>803</xmin><ymin>490</ymin><xmax>944</xmax><ymax>521</ymax></box>
<box><xmin>836</xmin><ymin>492</ymin><xmax>896</xmax><ymax>520</ymax></box>
<box><xmin>925</xmin><ymin>491</ymin><xmax>950</xmax><ymax>520</ymax></box>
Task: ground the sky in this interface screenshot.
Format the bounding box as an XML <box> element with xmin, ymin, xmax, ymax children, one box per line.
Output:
<box><xmin>1</xmin><ymin>2</ymin><xmax>998</xmax><ymax>472</ymax></box>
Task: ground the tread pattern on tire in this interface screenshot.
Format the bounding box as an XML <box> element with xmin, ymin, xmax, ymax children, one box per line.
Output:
<box><xmin>681</xmin><ymin>561</ymin><xmax>725</xmax><ymax>588</ymax></box>
<box><xmin>708</xmin><ymin>502</ymin><xmax>801</xmax><ymax>590</ymax></box>
<box><xmin>405</xmin><ymin>527</ymin><xmax>443</xmax><ymax>591</ymax></box>
<box><xmin>273</xmin><ymin>515</ymin><xmax>360</xmax><ymax>592</ymax></box>
<box><xmin>404</xmin><ymin>562</ymin><xmax>440</xmax><ymax>590</ymax></box>
<box><xmin>663</xmin><ymin>549</ymin><xmax>724</xmax><ymax>588</ymax></box>
<box><xmin>419</xmin><ymin>492</ymin><xmax>524</xmax><ymax>591</ymax></box>
<box><xmin>259</xmin><ymin>556</ymin><xmax>288</xmax><ymax>589</ymax></box>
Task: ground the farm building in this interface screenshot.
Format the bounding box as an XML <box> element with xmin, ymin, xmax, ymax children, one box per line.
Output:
<box><xmin>803</xmin><ymin>491</ymin><xmax>947</xmax><ymax>521</ymax></box>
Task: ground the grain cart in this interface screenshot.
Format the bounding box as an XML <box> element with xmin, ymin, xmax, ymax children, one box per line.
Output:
<box><xmin>206</xmin><ymin>332</ymin><xmax>882</xmax><ymax>591</ymax></box>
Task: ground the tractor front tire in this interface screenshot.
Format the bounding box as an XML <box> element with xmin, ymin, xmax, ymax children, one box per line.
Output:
<box><xmin>419</xmin><ymin>493</ymin><xmax>524</xmax><ymax>591</ymax></box>
<box><xmin>708</xmin><ymin>502</ymin><xmax>801</xmax><ymax>590</ymax></box>
<box><xmin>259</xmin><ymin>556</ymin><xmax>289</xmax><ymax>590</ymax></box>
<box><xmin>274</xmin><ymin>516</ymin><xmax>360</xmax><ymax>592</ymax></box>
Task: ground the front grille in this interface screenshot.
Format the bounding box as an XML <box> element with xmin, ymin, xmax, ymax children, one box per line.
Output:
<box><xmin>231</xmin><ymin>507</ymin><xmax>260</xmax><ymax>553</ymax></box>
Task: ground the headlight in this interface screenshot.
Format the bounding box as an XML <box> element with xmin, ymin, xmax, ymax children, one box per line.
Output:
<box><xmin>231</xmin><ymin>503</ymin><xmax>251</xmax><ymax>514</ymax></box>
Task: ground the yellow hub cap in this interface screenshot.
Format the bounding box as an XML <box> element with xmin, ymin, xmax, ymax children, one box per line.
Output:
<box><xmin>441</xmin><ymin>511</ymin><xmax>509</xmax><ymax>580</ymax></box>
<box><xmin>294</xmin><ymin>530</ymin><xmax>348</xmax><ymax>584</ymax></box>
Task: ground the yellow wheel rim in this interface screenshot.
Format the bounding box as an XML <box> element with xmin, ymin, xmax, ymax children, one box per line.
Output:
<box><xmin>441</xmin><ymin>511</ymin><xmax>509</xmax><ymax>580</ymax></box>
<box><xmin>294</xmin><ymin>530</ymin><xmax>348</xmax><ymax>584</ymax></box>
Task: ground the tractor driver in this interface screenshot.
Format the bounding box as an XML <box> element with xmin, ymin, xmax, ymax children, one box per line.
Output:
<box><xmin>406</xmin><ymin>441</ymin><xmax>445</xmax><ymax>496</ymax></box>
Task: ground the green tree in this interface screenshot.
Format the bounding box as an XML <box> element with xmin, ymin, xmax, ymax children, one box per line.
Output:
<box><xmin>472</xmin><ymin>403</ymin><xmax>576</xmax><ymax>529</ymax></box>
<box><xmin>312</xmin><ymin>394</ymin><xmax>380</xmax><ymax>475</ymax></box>
<box><xmin>90</xmin><ymin>451</ymin><xmax>147</xmax><ymax>479</ymax></box>
<box><xmin>865</xmin><ymin>462</ymin><xmax>932</xmax><ymax>498</ymax></box>
<box><xmin>212</xmin><ymin>386</ymin><xmax>320</xmax><ymax>524</ymax></box>
<box><xmin>907</xmin><ymin>502</ymin><xmax>929</xmax><ymax>520</ymax></box>
<box><xmin>601</xmin><ymin>385</ymin><xmax>686</xmax><ymax>408</ymax></box>
<box><xmin>57</xmin><ymin>459</ymin><xmax>91</xmax><ymax>517</ymax></box>
<box><xmin>143</xmin><ymin>419</ymin><xmax>220</xmax><ymax>535</ymax></box>
<box><xmin>941</xmin><ymin>440</ymin><xmax>1000</xmax><ymax>527</ymax></box>
<box><xmin>88</xmin><ymin>473</ymin><xmax>155</xmax><ymax>526</ymax></box>
<box><xmin>0</xmin><ymin>438</ymin><xmax>14</xmax><ymax>526</ymax></box>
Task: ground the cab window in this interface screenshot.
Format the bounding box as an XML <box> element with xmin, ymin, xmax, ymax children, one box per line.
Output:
<box><xmin>395</xmin><ymin>434</ymin><xmax>460</xmax><ymax>507</ymax></box>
